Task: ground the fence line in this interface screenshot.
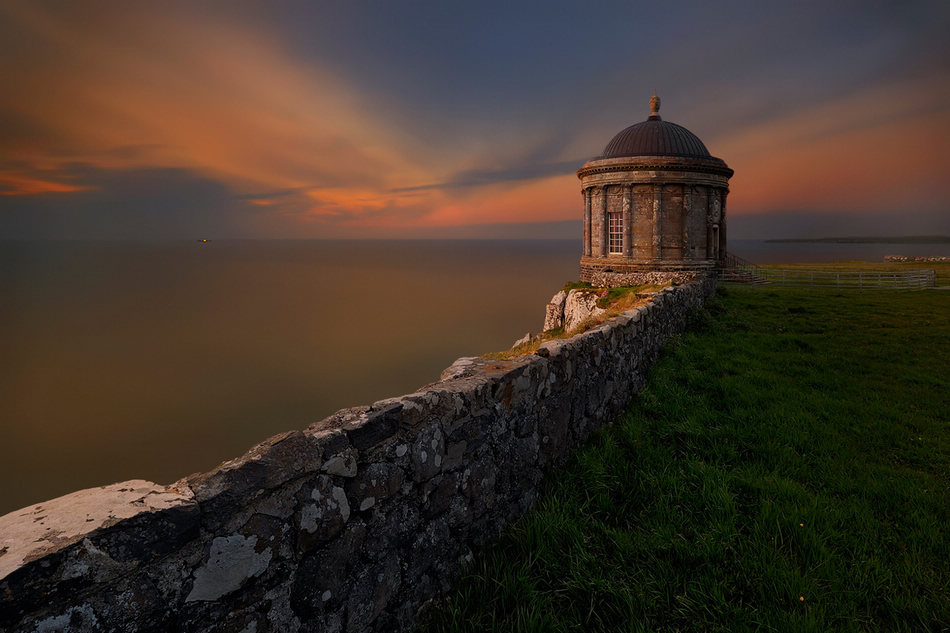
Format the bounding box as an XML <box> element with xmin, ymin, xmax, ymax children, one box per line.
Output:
<box><xmin>722</xmin><ymin>265</ymin><xmax>936</xmax><ymax>289</ymax></box>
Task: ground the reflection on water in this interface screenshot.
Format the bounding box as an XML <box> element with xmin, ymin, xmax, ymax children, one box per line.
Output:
<box><xmin>0</xmin><ymin>239</ymin><xmax>579</xmax><ymax>513</ymax></box>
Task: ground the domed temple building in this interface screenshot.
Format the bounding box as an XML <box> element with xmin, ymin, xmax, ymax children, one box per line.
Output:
<box><xmin>577</xmin><ymin>93</ymin><xmax>733</xmax><ymax>285</ymax></box>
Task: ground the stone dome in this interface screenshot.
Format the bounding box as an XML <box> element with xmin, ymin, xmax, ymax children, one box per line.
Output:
<box><xmin>599</xmin><ymin>91</ymin><xmax>711</xmax><ymax>159</ymax></box>
<box><xmin>601</xmin><ymin>118</ymin><xmax>711</xmax><ymax>159</ymax></box>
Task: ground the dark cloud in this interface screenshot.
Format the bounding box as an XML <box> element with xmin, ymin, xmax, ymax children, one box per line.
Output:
<box><xmin>238</xmin><ymin>0</ymin><xmax>950</xmax><ymax>150</ymax></box>
<box><xmin>99</xmin><ymin>144</ymin><xmax>169</xmax><ymax>161</ymax></box>
<box><xmin>0</xmin><ymin>165</ymin><xmax>265</xmax><ymax>239</ymax></box>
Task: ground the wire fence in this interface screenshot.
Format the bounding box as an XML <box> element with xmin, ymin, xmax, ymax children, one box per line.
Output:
<box><xmin>740</xmin><ymin>267</ymin><xmax>935</xmax><ymax>289</ymax></box>
<box><xmin>719</xmin><ymin>253</ymin><xmax>937</xmax><ymax>289</ymax></box>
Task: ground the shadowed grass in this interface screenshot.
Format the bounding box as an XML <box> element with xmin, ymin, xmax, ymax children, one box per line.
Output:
<box><xmin>421</xmin><ymin>285</ymin><xmax>950</xmax><ymax>633</ymax></box>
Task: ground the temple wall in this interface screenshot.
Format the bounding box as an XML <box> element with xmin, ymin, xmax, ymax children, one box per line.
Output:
<box><xmin>632</xmin><ymin>185</ymin><xmax>653</xmax><ymax>259</ymax></box>
<box><xmin>660</xmin><ymin>184</ymin><xmax>684</xmax><ymax>258</ymax></box>
<box><xmin>578</xmin><ymin>173</ymin><xmax>730</xmax><ymax>280</ymax></box>
<box><xmin>0</xmin><ymin>277</ymin><xmax>716</xmax><ymax>633</ymax></box>
<box><xmin>579</xmin><ymin>172</ymin><xmax>729</xmax><ymax>275</ymax></box>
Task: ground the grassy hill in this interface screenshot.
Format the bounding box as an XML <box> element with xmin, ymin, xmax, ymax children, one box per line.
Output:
<box><xmin>421</xmin><ymin>285</ymin><xmax>950</xmax><ymax>633</ymax></box>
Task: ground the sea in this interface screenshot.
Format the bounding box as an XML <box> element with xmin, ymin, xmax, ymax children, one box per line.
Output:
<box><xmin>2</xmin><ymin>237</ymin><xmax>948</xmax><ymax>515</ymax></box>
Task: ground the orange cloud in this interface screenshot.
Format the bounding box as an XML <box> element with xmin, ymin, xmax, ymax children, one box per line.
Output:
<box><xmin>0</xmin><ymin>171</ymin><xmax>94</xmax><ymax>196</ymax></box>
<box><xmin>3</xmin><ymin>2</ymin><xmax>947</xmax><ymax>237</ymax></box>
<box><xmin>716</xmin><ymin>76</ymin><xmax>950</xmax><ymax>216</ymax></box>
<box><xmin>0</xmin><ymin>4</ymin><xmax>593</xmax><ymax>236</ymax></box>
<box><xmin>419</xmin><ymin>176</ymin><xmax>578</xmax><ymax>227</ymax></box>
<box><xmin>0</xmin><ymin>3</ymin><xmax>437</xmax><ymax>199</ymax></box>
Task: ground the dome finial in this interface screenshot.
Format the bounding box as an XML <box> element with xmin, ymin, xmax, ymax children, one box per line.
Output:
<box><xmin>649</xmin><ymin>90</ymin><xmax>661</xmax><ymax>117</ymax></box>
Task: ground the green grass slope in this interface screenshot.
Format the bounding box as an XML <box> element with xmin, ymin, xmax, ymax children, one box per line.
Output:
<box><xmin>421</xmin><ymin>286</ymin><xmax>950</xmax><ymax>633</ymax></box>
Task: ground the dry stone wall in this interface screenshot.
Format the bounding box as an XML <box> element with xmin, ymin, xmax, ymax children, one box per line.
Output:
<box><xmin>577</xmin><ymin>265</ymin><xmax>700</xmax><ymax>288</ymax></box>
<box><xmin>883</xmin><ymin>255</ymin><xmax>949</xmax><ymax>263</ymax></box>
<box><xmin>0</xmin><ymin>276</ymin><xmax>716</xmax><ymax>633</ymax></box>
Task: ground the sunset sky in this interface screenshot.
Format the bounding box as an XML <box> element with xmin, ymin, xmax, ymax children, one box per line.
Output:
<box><xmin>1</xmin><ymin>0</ymin><xmax>948</xmax><ymax>239</ymax></box>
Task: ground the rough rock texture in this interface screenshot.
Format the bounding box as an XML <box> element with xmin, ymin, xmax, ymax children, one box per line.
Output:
<box><xmin>563</xmin><ymin>289</ymin><xmax>606</xmax><ymax>331</ymax></box>
<box><xmin>511</xmin><ymin>333</ymin><xmax>532</xmax><ymax>348</ymax></box>
<box><xmin>542</xmin><ymin>288</ymin><xmax>608</xmax><ymax>333</ymax></box>
<box><xmin>0</xmin><ymin>276</ymin><xmax>716</xmax><ymax>633</ymax></box>
<box><xmin>0</xmin><ymin>481</ymin><xmax>196</xmax><ymax>582</ymax></box>
<box><xmin>542</xmin><ymin>290</ymin><xmax>567</xmax><ymax>331</ymax></box>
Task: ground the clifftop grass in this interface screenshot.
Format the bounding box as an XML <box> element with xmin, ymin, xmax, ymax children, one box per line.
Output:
<box><xmin>423</xmin><ymin>285</ymin><xmax>950</xmax><ymax>632</ymax></box>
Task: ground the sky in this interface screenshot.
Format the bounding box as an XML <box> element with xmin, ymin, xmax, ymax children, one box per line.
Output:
<box><xmin>0</xmin><ymin>0</ymin><xmax>948</xmax><ymax>240</ymax></box>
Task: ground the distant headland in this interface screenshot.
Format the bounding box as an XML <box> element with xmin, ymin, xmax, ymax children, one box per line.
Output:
<box><xmin>766</xmin><ymin>235</ymin><xmax>950</xmax><ymax>244</ymax></box>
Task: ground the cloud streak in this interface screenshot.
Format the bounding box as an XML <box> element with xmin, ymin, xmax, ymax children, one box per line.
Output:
<box><xmin>391</xmin><ymin>160</ymin><xmax>582</xmax><ymax>193</ymax></box>
<box><xmin>720</xmin><ymin>74</ymin><xmax>950</xmax><ymax>222</ymax></box>
<box><xmin>0</xmin><ymin>3</ymin><xmax>426</xmax><ymax>201</ymax></box>
<box><xmin>1</xmin><ymin>1</ymin><xmax>948</xmax><ymax>239</ymax></box>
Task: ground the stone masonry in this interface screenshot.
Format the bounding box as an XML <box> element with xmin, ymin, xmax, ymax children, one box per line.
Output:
<box><xmin>577</xmin><ymin>94</ymin><xmax>733</xmax><ymax>281</ymax></box>
<box><xmin>0</xmin><ymin>275</ymin><xmax>717</xmax><ymax>633</ymax></box>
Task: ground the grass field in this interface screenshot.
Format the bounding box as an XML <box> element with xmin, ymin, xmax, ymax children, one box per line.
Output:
<box><xmin>421</xmin><ymin>285</ymin><xmax>950</xmax><ymax>632</ymax></box>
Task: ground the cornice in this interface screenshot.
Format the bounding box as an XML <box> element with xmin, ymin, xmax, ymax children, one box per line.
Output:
<box><xmin>577</xmin><ymin>156</ymin><xmax>734</xmax><ymax>180</ymax></box>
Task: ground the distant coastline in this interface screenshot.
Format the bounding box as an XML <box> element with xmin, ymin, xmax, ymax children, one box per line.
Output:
<box><xmin>765</xmin><ymin>235</ymin><xmax>950</xmax><ymax>244</ymax></box>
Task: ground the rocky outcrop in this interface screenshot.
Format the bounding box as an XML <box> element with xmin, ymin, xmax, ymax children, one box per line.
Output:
<box><xmin>511</xmin><ymin>332</ymin><xmax>532</xmax><ymax>348</ymax></box>
<box><xmin>563</xmin><ymin>289</ymin><xmax>606</xmax><ymax>331</ymax></box>
<box><xmin>542</xmin><ymin>288</ymin><xmax>607</xmax><ymax>333</ymax></box>
<box><xmin>0</xmin><ymin>275</ymin><xmax>716</xmax><ymax>633</ymax></box>
<box><xmin>543</xmin><ymin>290</ymin><xmax>567</xmax><ymax>331</ymax></box>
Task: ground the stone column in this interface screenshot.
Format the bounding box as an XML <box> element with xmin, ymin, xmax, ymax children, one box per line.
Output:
<box><xmin>652</xmin><ymin>184</ymin><xmax>662</xmax><ymax>260</ymax></box>
<box><xmin>622</xmin><ymin>185</ymin><xmax>632</xmax><ymax>258</ymax></box>
<box><xmin>600</xmin><ymin>186</ymin><xmax>608</xmax><ymax>257</ymax></box>
<box><xmin>719</xmin><ymin>189</ymin><xmax>727</xmax><ymax>262</ymax></box>
<box><xmin>710</xmin><ymin>190</ymin><xmax>722</xmax><ymax>261</ymax></box>
<box><xmin>706</xmin><ymin>187</ymin><xmax>714</xmax><ymax>260</ymax></box>
<box><xmin>682</xmin><ymin>184</ymin><xmax>692</xmax><ymax>261</ymax></box>
<box><xmin>583</xmin><ymin>188</ymin><xmax>592</xmax><ymax>257</ymax></box>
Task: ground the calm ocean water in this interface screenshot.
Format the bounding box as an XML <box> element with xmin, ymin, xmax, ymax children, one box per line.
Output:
<box><xmin>729</xmin><ymin>238</ymin><xmax>950</xmax><ymax>264</ymax></box>
<box><xmin>0</xmin><ymin>239</ymin><xmax>578</xmax><ymax>513</ymax></box>
<box><xmin>2</xmin><ymin>238</ymin><xmax>947</xmax><ymax>514</ymax></box>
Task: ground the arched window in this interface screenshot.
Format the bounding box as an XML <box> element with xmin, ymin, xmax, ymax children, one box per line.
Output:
<box><xmin>608</xmin><ymin>212</ymin><xmax>623</xmax><ymax>254</ymax></box>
